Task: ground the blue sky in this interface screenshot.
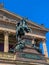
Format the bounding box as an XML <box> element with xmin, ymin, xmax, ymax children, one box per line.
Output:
<box><xmin>0</xmin><ymin>0</ymin><xmax>49</xmax><ymax>57</ymax></box>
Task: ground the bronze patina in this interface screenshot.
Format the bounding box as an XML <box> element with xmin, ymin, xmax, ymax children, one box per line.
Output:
<box><xmin>9</xmin><ymin>18</ymin><xmax>42</xmax><ymax>54</ymax></box>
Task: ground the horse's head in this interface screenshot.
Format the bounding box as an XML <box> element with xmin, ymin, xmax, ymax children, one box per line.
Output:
<box><xmin>16</xmin><ymin>19</ymin><xmax>31</xmax><ymax>38</ymax></box>
<box><xmin>21</xmin><ymin>19</ymin><xmax>30</xmax><ymax>33</ymax></box>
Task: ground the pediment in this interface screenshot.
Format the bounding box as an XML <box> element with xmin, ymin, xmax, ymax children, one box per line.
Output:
<box><xmin>0</xmin><ymin>9</ymin><xmax>48</xmax><ymax>32</ymax></box>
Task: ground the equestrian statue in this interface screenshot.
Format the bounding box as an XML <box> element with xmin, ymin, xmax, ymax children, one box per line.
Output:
<box><xmin>9</xmin><ymin>18</ymin><xmax>42</xmax><ymax>53</ymax></box>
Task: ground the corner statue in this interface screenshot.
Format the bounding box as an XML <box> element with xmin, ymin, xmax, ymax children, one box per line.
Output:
<box><xmin>15</xmin><ymin>18</ymin><xmax>30</xmax><ymax>51</ymax></box>
<box><xmin>9</xmin><ymin>18</ymin><xmax>30</xmax><ymax>52</ymax></box>
<box><xmin>9</xmin><ymin>18</ymin><xmax>42</xmax><ymax>53</ymax></box>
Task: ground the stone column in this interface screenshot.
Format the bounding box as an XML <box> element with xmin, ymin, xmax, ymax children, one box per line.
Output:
<box><xmin>32</xmin><ymin>38</ymin><xmax>35</xmax><ymax>44</ymax></box>
<box><xmin>4</xmin><ymin>32</ymin><xmax>9</xmax><ymax>52</ymax></box>
<box><xmin>42</xmin><ymin>39</ymin><xmax>48</xmax><ymax>57</ymax></box>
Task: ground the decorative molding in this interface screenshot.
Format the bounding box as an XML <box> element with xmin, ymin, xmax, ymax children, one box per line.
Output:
<box><xmin>0</xmin><ymin>52</ymin><xmax>16</xmax><ymax>60</ymax></box>
<box><xmin>25</xmin><ymin>33</ymin><xmax>46</xmax><ymax>39</ymax></box>
<box><xmin>0</xmin><ymin>9</ymin><xmax>48</xmax><ymax>32</ymax></box>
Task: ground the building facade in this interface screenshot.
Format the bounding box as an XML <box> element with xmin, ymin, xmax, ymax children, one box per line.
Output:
<box><xmin>0</xmin><ymin>4</ymin><xmax>49</xmax><ymax>65</ymax></box>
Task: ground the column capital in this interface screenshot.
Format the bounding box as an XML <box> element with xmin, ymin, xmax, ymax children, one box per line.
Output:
<box><xmin>32</xmin><ymin>36</ymin><xmax>36</xmax><ymax>39</ymax></box>
<box><xmin>4</xmin><ymin>31</ymin><xmax>10</xmax><ymax>35</ymax></box>
<box><xmin>42</xmin><ymin>38</ymin><xmax>46</xmax><ymax>42</ymax></box>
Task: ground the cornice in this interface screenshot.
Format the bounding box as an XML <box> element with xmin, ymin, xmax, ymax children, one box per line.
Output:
<box><xmin>0</xmin><ymin>9</ymin><xmax>49</xmax><ymax>32</ymax></box>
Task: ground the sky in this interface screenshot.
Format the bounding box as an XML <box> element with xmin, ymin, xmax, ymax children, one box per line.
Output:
<box><xmin>0</xmin><ymin>0</ymin><xmax>49</xmax><ymax>57</ymax></box>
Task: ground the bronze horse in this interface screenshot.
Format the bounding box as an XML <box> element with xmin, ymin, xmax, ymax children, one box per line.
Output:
<box><xmin>9</xmin><ymin>19</ymin><xmax>30</xmax><ymax>52</ymax></box>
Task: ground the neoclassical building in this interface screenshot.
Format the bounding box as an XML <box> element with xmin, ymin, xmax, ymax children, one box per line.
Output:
<box><xmin>0</xmin><ymin>4</ymin><xmax>49</xmax><ymax>65</ymax></box>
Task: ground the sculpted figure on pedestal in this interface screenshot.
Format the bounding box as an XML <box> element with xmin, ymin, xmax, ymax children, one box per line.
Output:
<box><xmin>9</xmin><ymin>18</ymin><xmax>30</xmax><ymax>52</ymax></box>
<box><xmin>9</xmin><ymin>18</ymin><xmax>42</xmax><ymax>54</ymax></box>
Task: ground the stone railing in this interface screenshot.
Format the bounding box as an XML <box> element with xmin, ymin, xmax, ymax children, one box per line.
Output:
<box><xmin>0</xmin><ymin>52</ymin><xmax>16</xmax><ymax>60</ymax></box>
